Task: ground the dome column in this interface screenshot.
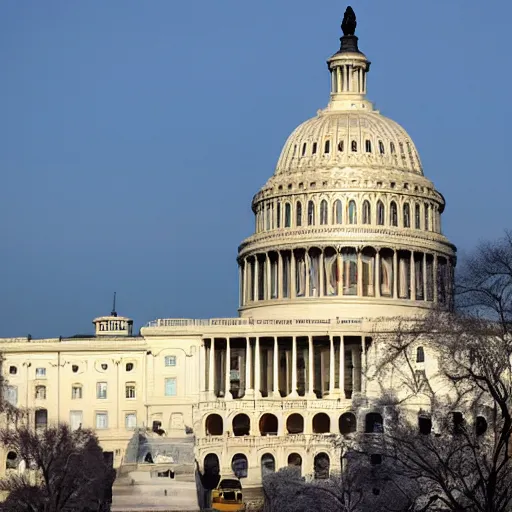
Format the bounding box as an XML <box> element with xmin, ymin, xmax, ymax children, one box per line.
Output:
<box><xmin>328</xmin><ymin>335</ymin><xmax>335</xmax><ymax>398</ymax></box>
<box><xmin>393</xmin><ymin>250</ymin><xmax>398</xmax><ymax>298</ymax></box>
<box><xmin>410</xmin><ymin>250</ymin><xmax>416</xmax><ymax>301</ymax></box>
<box><xmin>319</xmin><ymin>249</ymin><xmax>325</xmax><ymax>297</ymax></box>
<box><xmin>244</xmin><ymin>337</ymin><xmax>253</xmax><ymax>399</ymax></box>
<box><xmin>242</xmin><ymin>258</ymin><xmax>248</xmax><ymax>306</ymax></box>
<box><xmin>208</xmin><ymin>338</ymin><xmax>216</xmax><ymax>399</ymax></box>
<box><xmin>224</xmin><ymin>338</ymin><xmax>232</xmax><ymax>400</ymax></box>
<box><xmin>305</xmin><ymin>250</ymin><xmax>310</xmax><ymax>297</ymax></box>
<box><xmin>254</xmin><ymin>336</ymin><xmax>261</xmax><ymax>399</ymax></box>
<box><xmin>423</xmin><ymin>253</ymin><xmax>428</xmax><ymax>301</ymax></box>
<box><xmin>357</xmin><ymin>248</ymin><xmax>363</xmax><ymax>296</ymax></box>
<box><xmin>272</xmin><ymin>337</ymin><xmax>280</xmax><ymax>398</ymax></box>
<box><xmin>277</xmin><ymin>251</ymin><xmax>283</xmax><ymax>299</ymax></box>
<box><xmin>254</xmin><ymin>257</ymin><xmax>260</xmax><ymax>301</ymax></box>
<box><xmin>375</xmin><ymin>249</ymin><xmax>381</xmax><ymax>298</ymax></box>
<box><xmin>290</xmin><ymin>251</ymin><xmax>296</xmax><ymax>298</ymax></box>
<box><xmin>433</xmin><ymin>254</ymin><xmax>438</xmax><ymax>303</ymax></box>
<box><xmin>337</xmin><ymin>251</ymin><xmax>343</xmax><ymax>296</ymax></box>
<box><xmin>266</xmin><ymin>253</ymin><xmax>272</xmax><ymax>300</ymax></box>
<box><xmin>288</xmin><ymin>336</ymin><xmax>298</xmax><ymax>398</ymax></box>
<box><xmin>339</xmin><ymin>336</ymin><xmax>346</xmax><ymax>399</ymax></box>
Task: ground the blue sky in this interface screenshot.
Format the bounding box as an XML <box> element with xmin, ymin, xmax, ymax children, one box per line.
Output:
<box><xmin>1</xmin><ymin>1</ymin><xmax>511</xmax><ymax>337</ymax></box>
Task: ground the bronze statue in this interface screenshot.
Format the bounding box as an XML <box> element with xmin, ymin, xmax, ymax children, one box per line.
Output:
<box><xmin>341</xmin><ymin>6</ymin><xmax>357</xmax><ymax>36</ymax></box>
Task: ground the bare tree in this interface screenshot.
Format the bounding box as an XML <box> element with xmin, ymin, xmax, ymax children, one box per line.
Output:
<box><xmin>0</xmin><ymin>424</ymin><xmax>115</xmax><ymax>512</ymax></box>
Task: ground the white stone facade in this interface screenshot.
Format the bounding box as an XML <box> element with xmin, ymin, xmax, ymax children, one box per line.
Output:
<box><xmin>0</xmin><ymin>13</ymin><xmax>456</xmax><ymax>489</ymax></box>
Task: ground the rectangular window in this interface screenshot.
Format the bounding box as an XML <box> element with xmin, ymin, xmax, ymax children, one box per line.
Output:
<box><xmin>125</xmin><ymin>383</ymin><xmax>136</xmax><ymax>399</ymax></box>
<box><xmin>96</xmin><ymin>412</ymin><xmax>108</xmax><ymax>429</ymax></box>
<box><xmin>164</xmin><ymin>356</ymin><xmax>176</xmax><ymax>367</ymax></box>
<box><xmin>35</xmin><ymin>367</ymin><xmax>46</xmax><ymax>378</ymax></box>
<box><xmin>35</xmin><ymin>385</ymin><xmax>46</xmax><ymax>400</ymax></box>
<box><xmin>165</xmin><ymin>378</ymin><xmax>177</xmax><ymax>397</ymax></box>
<box><xmin>5</xmin><ymin>386</ymin><xmax>17</xmax><ymax>407</ymax></box>
<box><xmin>70</xmin><ymin>410</ymin><xmax>83</xmax><ymax>431</ymax></box>
<box><xmin>72</xmin><ymin>386</ymin><xmax>83</xmax><ymax>399</ymax></box>
<box><xmin>96</xmin><ymin>382</ymin><xmax>107</xmax><ymax>399</ymax></box>
<box><xmin>125</xmin><ymin>413</ymin><xmax>137</xmax><ymax>429</ymax></box>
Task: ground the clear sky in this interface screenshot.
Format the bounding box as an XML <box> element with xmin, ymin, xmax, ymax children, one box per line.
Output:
<box><xmin>1</xmin><ymin>1</ymin><xmax>511</xmax><ymax>338</ymax></box>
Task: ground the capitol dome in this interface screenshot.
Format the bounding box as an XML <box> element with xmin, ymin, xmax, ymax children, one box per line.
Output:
<box><xmin>237</xmin><ymin>8</ymin><xmax>456</xmax><ymax>320</ymax></box>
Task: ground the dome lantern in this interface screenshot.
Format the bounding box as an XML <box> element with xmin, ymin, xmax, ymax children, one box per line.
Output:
<box><xmin>327</xmin><ymin>6</ymin><xmax>372</xmax><ymax>112</ymax></box>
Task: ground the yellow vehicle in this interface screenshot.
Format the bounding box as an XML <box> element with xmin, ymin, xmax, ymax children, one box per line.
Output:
<box><xmin>211</xmin><ymin>478</ymin><xmax>245</xmax><ymax>511</ymax></box>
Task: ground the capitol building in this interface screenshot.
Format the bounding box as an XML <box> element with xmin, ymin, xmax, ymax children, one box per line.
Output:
<box><xmin>0</xmin><ymin>7</ymin><xmax>456</xmax><ymax>489</ymax></box>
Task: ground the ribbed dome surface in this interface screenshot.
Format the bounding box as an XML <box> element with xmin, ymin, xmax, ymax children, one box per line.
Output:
<box><xmin>275</xmin><ymin>110</ymin><xmax>423</xmax><ymax>176</ymax></box>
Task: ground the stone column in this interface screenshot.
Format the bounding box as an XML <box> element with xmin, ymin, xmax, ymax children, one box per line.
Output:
<box><xmin>208</xmin><ymin>338</ymin><xmax>215</xmax><ymax>398</ymax></box>
<box><xmin>289</xmin><ymin>336</ymin><xmax>298</xmax><ymax>398</ymax></box>
<box><xmin>254</xmin><ymin>337</ymin><xmax>261</xmax><ymax>399</ymax></box>
<box><xmin>319</xmin><ymin>250</ymin><xmax>325</xmax><ymax>297</ymax></box>
<box><xmin>277</xmin><ymin>251</ymin><xmax>283</xmax><ymax>299</ymax></box>
<box><xmin>305</xmin><ymin>250</ymin><xmax>310</xmax><ymax>298</ymax></box>
<box><xmin>242</xmin><ymin>258</ymin><xmax>248</xmax><ymax>304</ymax></box>
<box><xmin>339</xmin><ymin>336</ymin><xmax>345</xmax><ymax>399</ymax></box>
<box><xmin>361</xmin><ymin>337</ymin><xmax>367</xmax><ymax>395</ymax></box>
<box><xmin>290</xmin><ymin>250</ymin><xmax>296</xmax><ymax>299</ymax></box>
<box><xmin>329</xmin><ymin>336</ymin><xmax>335</xmax><ymax>397</ymax></box>
<box><xmin>201</xmin><ymin>339</ymin><xmax>207</xmax><ymax>399</ymax></box>
<box><xmin>266</xmin><ymin>253</ymin><xmax>272</xmax><ymax>300</ymax></box>
<box><xmin>245</xmin><ymin>338</ymin><xmax>252</xmax><ymax>398</ymax></box>
<box><xmin>352</xmin><ymin>347</ymin><xmax>361</xmax><ymax>394</ymax></box>
<box><xmin>273</xmin><ymin>337</ymin><xmax>280</xmax><ymax>398</ymax></box>
<box><xmin>433</xmin><ymin>254</ymin><xmax>438</xmax><ymax>303</ymax></box>
<box><xmin>393</xmin><ymin>250</ymin><xmax>398</xmax><ymax>299</ymax></box>
<box><xmin>357</xmin><ymin>249</ymin><xmax>363</xmax><ymax>296</ymax></box>
<box><xmin>307</xmin><ymin>336</ymin><xmax>315</xmax><ymax>398</ymax></box>
<box><xmin>410</xmin><ymin>251</ymin><xmax>416</xmax><ymax>301</ymax></box>
<box><xmin>337</xmin><ymin>252</ymin><xmax>343</xmax><ymax>296</ymax></box>
<box><xmin>224</xmin><ymin>338</ymin><xmax>232</xmax><ymax>400</ymax></box>
<box><xmin>254</xmin><ymin>257</ymin><xmax>260</xmax><ymax>302</ymax></box>
<box><xmin>423</xmin><ymin>253</ymin><xmax>428</xmax><ymax>301</ymax></box>
<box><xmin>336</xmin><ymin>67</ymin><xmax>341</xmax><ymax>93</ymax></box>
<box><xmin>375</xmin><ymin>250</ymin><xmax>381</xmax><ymax>298</ymax></box>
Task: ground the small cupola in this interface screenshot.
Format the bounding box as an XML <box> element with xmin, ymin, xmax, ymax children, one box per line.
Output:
<box><xmin>92</xmin><ymin>293</ymin><xmax>133</xmax><ymax>336</ymax></box>
<box><xmin>326</xmin><ymin>6</ymin><xmax>373</xmax><ymax>111</ymax></box>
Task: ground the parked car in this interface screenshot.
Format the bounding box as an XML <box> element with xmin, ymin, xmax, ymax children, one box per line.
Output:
<box><xmin>211</xmin><ymin>478</ymin><xmax>245</xmax><ymax>511</ymax></box>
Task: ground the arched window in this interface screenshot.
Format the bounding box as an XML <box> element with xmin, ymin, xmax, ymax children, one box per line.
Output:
<box><xmin>312</xmin><ymin>142</ymin><xmax>317</xmax><ymax>154</ymax></box>
<box><xmin>390</xmin><ymin>201</ymin><xmax>398</xmax><ymax>226</ymax></box>
<box><xmin>312</xmin><ymin>413</ymin><xmax>330</xmax><ymax>434</ymax></box>
<box><xmin>377</xmin><ymin>200</ymin><xmax>385</xmax><ymax>225</ymax></box>
<box><xmin>476</xmin><ymin>416</ymin><xmax>487</xmax><ymax>436</ymax></box>
<box><xmin>284</xmin><ymin>203</ymin><xmax>291</xmax><ymax>227</ymax></box>
<box><xmin>35</xmin><ymin>385</ymin><xmax>46</xmax><ymax>400</ymax></box>
<box><xmin>365</xmin><ymin>140</ymin><xmax>372</xmax><ymax>153</ymax></box>
<box><xmin>362</xmin><ymin>200</ymin><xmax>371</xmax><ymax>224</ymax></box>
<box><xmin>324</xmin><ymin>140</ymin><xmax>330</xmax><ymax>154</ymax></box>
<box><xmin>5</xmin><ymin>451</ymin><xmax>18</xmax><ymax>470</ymax></box>
<box><xmin>333</xmin><ymin>200</ymin><xmax>343</xmax><ymax>224</ymax></box>
<box><xmin>403</xmin><ymin>203</ymin><xmax>411</xmax><ymax>228</ymax></box>
<box><xmin>390</xmin><ymin>142</ymin><xmax>396</xmax><ymax>154</ymax></box>
<box><xmin>231</xmin><ymin>454</ymin><xmax>248</xmax><ymax>479</ymax></box>
<box><xmin>416</xmin><ymin>346</ymin><xmax>425</xmax><ymax>363</ymax></box>
<box><xmin>338</xmin><ymin>140</ymin><xmax>344</xmax><ymax>152</ymax></box>
<box><xmin>232</xmin><ymin>414</ymin><xmax>250</xmax><ymax>436</ymax></box>
<box><xmin>378</xmin><ymin>141</ymin><xmax>385</xmax><ymax>154</ymax></box>
<box><xmin>351</xmin><ymin>140</ymin><xmax>357</xmax><ymax>152</ymax></box>
<box><xmin>276</xmin><ymin>203</ymin><xmax>281</xmax><ymax>228</ymax></box>
<box><xmin>296</xmin><ymin>201</ymin><xmax>302</xmax><ymax>227</ymax></box>
<box><xmin>307</xmin><ymin>201</ymin><xmax>315</xmax><ymax>225</ymax></box>
<box><xmin>288</xmin><ymin>453</ymin><xmax>302</xmax><ymax>475</ymax></box>
<box><xmin>418</xmin><ymin>416</ymin><xmax>432</xmax><ymax>435</ymax></box>
<box><xmin>424</xmin><ymin>203</ymin><xmax>429</xmax><ymax>230</ymax></box>
<box><xmin>286</xmin><ymin>414</ymin><xmax>304</xmax><ymax>434</ymax></box>
<box><xmin>365</xmin><ymin>413</ymin><xmax>384</xmax><ymax>433</ymax></box>
<box><xmin>348</xmin><ymin>200</ymin><xmax>357</xmax><ymax>224</ymax></box>
<box><xmin>415</xmin><ymin>204</ymin><xmax>421</xmax><ymax>229</ymax></box>
<box><xmin>259</xmin><ymin>414</ymin><xmax>278</xmax><ymax>436</ymax></box>
<box><xmin>320</xmin><ymin>200</ymin><xmax>328</xmax><ymax>225</ymax></box>
<box><xmin>339</xmin><ymin>412</ymin><xmax>357</xmax><ymax>434</ymax></box>
<box><xmin>399</xmin><ymin>142</ymin><xmax>404</xmax><ymax>154</ymax></box>
<box><xmin>314</xmin><ymin>453</ymin><xmax>330</xmax><ymax>480</ymax></box>
<box><xmin>301</xmin><ymin>143</ymin><xmax>307</xmax><ymax>156</ymax></box>
<box><xmin>261</xmin><ymin>453</ymin><xmax>275</xmax><ymax>478</ymax></box>
<box><xmin>205</xmin><ymin>414</ymin><xmax>223</xmax><ymax>436</ymax></box>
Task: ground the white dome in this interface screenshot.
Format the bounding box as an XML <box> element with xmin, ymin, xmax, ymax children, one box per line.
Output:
<box><xmin>275</xmin><ymin>109</ymin><xmax>423</xmax><ymax>177</ymax></box>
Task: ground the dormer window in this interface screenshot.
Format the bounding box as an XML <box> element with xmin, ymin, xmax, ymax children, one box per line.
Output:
<box><xmin>378</xmin><ymin>141</ymin><xmax>385</xmax><ymax>154</ymax></box>
<box><xmin>390</xmin><ymin>142</ymin><xmax>396</xmax><ymax>154</ymax></box>
<box><xmin>351</xmin><ymin>140</ymin><xmax>357</xmax><ymax>152</ymax></box>
<box><xmin>365</xmin><ymin>140</ymin><xmax>372</xmax><ymax>153</ymax></box>
<box><xmin>338</xmin><ymin>140</ymin><xmax>344</xmax><ymax>152</ymax></box>
<box><xmin>324</xmin><ymin>140</ymin><xmax>330</xmax><ymax>154</ymax></box>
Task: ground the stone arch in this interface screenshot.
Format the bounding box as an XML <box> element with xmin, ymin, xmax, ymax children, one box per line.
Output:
<box><xmin>312</xmin><ymin>413</ymin><xmax>330</xmax><ymax>434</ymax></box>
<box><xmin>287</xmin><ymin>453</ymin><xmax>302</xmax><ymax>475</ymax></box>
<box><xmin>205</xmin><ymin>414</ymin><xmax>223</xmax><ymax>436</ymax></box>
<box><xmin>231</xmin><ymin>453</ymin><xmax>248</xmax><ymax>479</ymax></box>
<box><xmin>202</xmin><ymin>453</ymin><xmax>221</xmax><ymax>491</ymax></box>
<box><xmin>365</xmin><ymin>412</ymin><xmax>384</xmax><ymax>433</ymax></box>
<box><xmin>314</xmin><ymin>452</ymin><xmax>330</xmax><ymax>479</ymax></box>
<box><xmin>5</xmin><ymin>451</ymin><xmax>18</xmax><ymax>470</ymax></box>
<box><xmin>286</xmin><ymin>413</ymin><xmax>304</xmax><ymax>434</ymax></box>
<box><xmin>339</xmin><ymin>412</ymin><xmax>357</xmax><ymax>435</ymax></box>
<box><xmin>259</xmin><ymin>413</ymin><xmax>278</xmax><ymax>436</ymax></box>
<box><xmin>261</xmin><ymin>453</ymin><xmax>276</xmax><ymax>479</ymax></box>
<box><xmin>232</xmin><ymin>413</ymin><xmax>250</xmax><ymax>436</ymax></box>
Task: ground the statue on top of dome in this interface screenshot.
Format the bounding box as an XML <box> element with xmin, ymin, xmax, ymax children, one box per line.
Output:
<box><xmin>341</xmin><ymin>6</ymin><xmax>357</xmax><ymax>36</ymax></box>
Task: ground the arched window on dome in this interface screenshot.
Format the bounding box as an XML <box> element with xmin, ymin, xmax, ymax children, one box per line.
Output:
<box><xmin>333</xmin><ymin>200</ymin><xmax>343</xmax><ymax>224</ymax></box>
<box><xmin>415</xmin><ymin>204</ymin><xmax>421</xmax><ymax>229</ymax></box>
<box><xmin>324</xmin><ymin>140</ymin><xmax>330</xmax><ymax>154</ymax></box>
<box><xmin>338</xmin><ymin>140</ymin><xmax>344</xmax><ymax>152</ymax></box>
<box><xmin>301</xmin><ymin>143</ymin><xmax>307</xmax><ymax>156</ymax></box>
<box><xmin>320</xmin><ymin>200</ymin><xmax>328</xmax><ymax>225</ymax></box>
<box><xmin>348</xmin><ymin>201</ymin><xmax>357</xmax><ymax>224</ymax></box>
<box><xmin>424</xmin><ymin>203</ymin><xmax>429</xmax><ymax>231</ymax></box>
<box><xmin>379</xmin><ymin>141</ymin><xmax>385</xmax><ymax>155</ymax></box>
<box><xmin>399</xmin><ymin>142</ymin><xmax>404</xmax><ymax>154</ymax></box>
<box><xmin>377</xmin><ymin>201</ymin><xmax>385</xmax><ymax>226</ymax></box>
<box><xmin>307</xmin><ymin>201</ymin><xmax>315</xmax><ymax>225</ymax></box>
<box><xmin>284</xmin><ymin>203</ymin><xmax>291</xmax><ymax>228</ymax></box>
<box><xmin>365</xmin><ymin>140</ymin><xmax>372</xmax><ymax>153</ymax></box>
<box><xmin>351</xmin><ymin>140</ymin><xmax>357</xmax><ymax>152</ymax></box>
<box><xmin>266</xmin><ymin>204</ymin><xmax>271</xmax><ymax>231</ymax></box>
<box><xmin>390</xmin><ymin>202</ymin><xmax>398</xmax><ymax>227</ymax></box>
<box><xmin>296</xmin><ymin>202</ymin><xmax>303</xmax><ymax>227</ymax></box>
<box><xmin>276</xmin><ymin>202</ymin><xmax>281</xmax><ymax>228</ymax></box>
<box><xmin>362</xmin><ymin>200</ymin><xmax>371</xmax><ymax>224</ymax></box>
<box><xmin>403</xmin><ymin>203</ymin><xmax>411</xmax><ymax>228</ymax></box>
<box><xmin>390</xmin><ymin>142</ymin><xmax>396</xmax><ymax>154</ymax></box>
<box><xmin>312</xmin><ymin>142</ymin><xmax>317</xmax><ymax>155</ymax></box>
